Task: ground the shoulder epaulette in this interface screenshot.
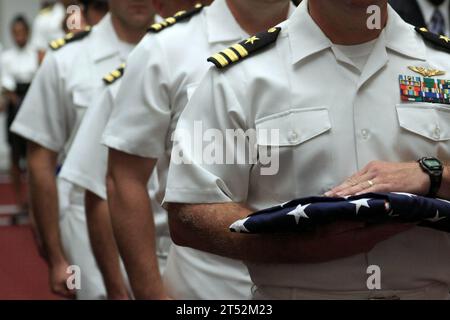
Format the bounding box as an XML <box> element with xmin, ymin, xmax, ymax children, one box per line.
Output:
<box><xmin>148</xmin><ymin>3</ymin><xmax>204</xmax><ymax>33</ymax></box>
<box><xmin>415</xmin><ymin>27</ymin><xmax>450</xmax><ymax>54</ymax></box>
<box><xmin>49</xmin><ymin>27</ymin><xmax>92</xmax><ymax>51</ymax></box>
<box><xmin>208</xmin><ymin>27</ymin><xmax>282</xmax><ymax>69</ymax></box>
<box><xmin>103</xmin><ymin>64</ymin><xmax>126</xmax><ymax>85</ymax></box>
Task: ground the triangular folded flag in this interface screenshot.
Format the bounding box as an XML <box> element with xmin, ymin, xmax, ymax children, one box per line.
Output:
<box><xmin>230</xmin><ymin>193</ymin><xmax>450</xmax><ymax>234</ymax></box>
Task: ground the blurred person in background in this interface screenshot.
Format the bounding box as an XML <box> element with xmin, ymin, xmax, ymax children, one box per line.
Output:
<box><xmin>32</xmin><ymin>1</ymin><xmax>74</xmax><ymax>62</ymax></box>
<box><xmin>390</xmin><ymin>0</ymin><xmax>449</xmax><ymax>35</ymax></box>
<box><xmin>32</xmin><ymin>0</ymin><xmax>108</xmax><ymax>62</ymax></box>
<box><xmin>1</xmin><ymin>15</ymin><xmax>39</xmax><ymax>213</ymax></box>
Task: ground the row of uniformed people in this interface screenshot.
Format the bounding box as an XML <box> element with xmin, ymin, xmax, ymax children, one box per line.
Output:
<box><xmin>1</xmin><ymin>16</ymin><xmax>39</xmax><ymax>211</ymax></box>
<box><xmin>10</xmin><ymin>0</ymin><xmax>450</xmax><ymax>300</ymax></box>
<box><xmin>11</xmin><ymin>0</ymin><xmax>299</xmax><ymax>300</ymax></box>
<box><xmin>0</xmin><ymin>1</ymin><xmax>110</xmax><ymax>210</ymax></box>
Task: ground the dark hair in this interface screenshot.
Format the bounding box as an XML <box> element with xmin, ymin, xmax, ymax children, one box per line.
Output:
<box><xmin>79</xmin><ymin>0</ymin><xmax>109</xmax><ymax>13</ymax></box>
<box><xmin>11</xmin><ymin>15</ymin><xmax>30</xmax><ymax>32</ymax></box>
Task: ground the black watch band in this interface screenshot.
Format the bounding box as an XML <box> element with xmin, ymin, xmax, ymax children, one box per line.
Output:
<box><xmin>418</xmin><ymin>157</ymin><xmax>443</xmax><ymax>198</ymax></box>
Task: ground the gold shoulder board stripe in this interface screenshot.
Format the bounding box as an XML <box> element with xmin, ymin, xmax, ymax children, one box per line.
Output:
<box><xmin>49</xmin><ymin>27</ymin><xmax>92</xmax><ymax>51</ymax></box>
<box><xmin>208</xmin><ymin>27</ymin><xmax>282</xmax><ymax>69</ymax></box>
<box><xmin>103</xmin><ymin>63</ymin><xmax>126</xmax><ymax>85</ymax></box>
<box><xmin>148</xmin><ymin>3</ymin><xmax>204</xmax><ymax>33</ymax></box>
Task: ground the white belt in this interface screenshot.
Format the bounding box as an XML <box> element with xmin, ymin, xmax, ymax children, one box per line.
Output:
<box><xmin>253</xmin><ymin>283</ymin><xmax>450</xmax><ymax>300</ymax></box>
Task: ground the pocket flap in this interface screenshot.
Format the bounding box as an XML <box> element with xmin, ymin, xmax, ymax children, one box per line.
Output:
<box><xmin>73</xmin><ymin>87</ymin><xmax>95</xmax><ymax>109</ymax></box>
<box><xmin>256</xmin><ymin>107</ymin><xmax>331</xmax><ymax>147</ymax></box>
<box><xmin>396</xmin><ymin>104</ymin><xmax>450</xmax><ymax>142</ymax></box>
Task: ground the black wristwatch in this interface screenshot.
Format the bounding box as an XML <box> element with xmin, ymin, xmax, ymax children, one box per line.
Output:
<box><xmin>418</xmin><ymin>157</ymin><xmax>443</xmax><ymax>198</ymax></box>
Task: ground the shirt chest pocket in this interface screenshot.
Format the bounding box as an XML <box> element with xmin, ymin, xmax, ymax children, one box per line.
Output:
<box><xmin>255</xmin><ymin>107</ymin><xmax>332</xmax><ymax>147</ymax></box>
<box><xmin>396</xmin><ymin>104</ymin><xmax>450</xmax><ymax>142</ymax></box>
<box><xmin>254</xmin><ymin>107</ymin><xmax>334</xmax><ymax>197</ymax></box>
<box><xmin>73</xmin><ymin>87</ymin><xmax>95</xmax><ymax>110</ymax></box>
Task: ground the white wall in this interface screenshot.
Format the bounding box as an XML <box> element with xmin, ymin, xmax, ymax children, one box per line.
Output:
<box><xmin>0</xmin><ymin>1</ymin><xmax>40</xmax><ymax>170</ymax></box>
<box><xmin>0</xmin><ymin>0</ymin><xmax>40</xmax><ymax>48</ymax></box>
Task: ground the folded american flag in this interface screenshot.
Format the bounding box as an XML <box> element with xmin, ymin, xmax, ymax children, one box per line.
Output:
<box><xmin>230</xmin><ymin>193</ymin><xmax>450</xmax><ymax>234</ymax></box>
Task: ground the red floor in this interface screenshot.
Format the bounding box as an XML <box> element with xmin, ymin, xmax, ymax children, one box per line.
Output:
<box><xmin>0</xmin><ymin>182</ymin><xmax>19</xmax><ymax>205</ymax></box>
<box><xmin>0</xmin><ymin>226</ymin><xmax>62</xmax><ymax>300</ymax></box>
<box><xmin>0</xmin><ymin>177</ymin><xmax>62</xmax><ymax>300</ymax></box>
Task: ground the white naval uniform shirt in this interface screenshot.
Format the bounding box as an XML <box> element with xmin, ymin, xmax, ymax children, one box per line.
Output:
<box><xmin>1</xmin><ymin>45</ymin><xmax>39</xmax><ymax>91</ymax></box>
<box><xmin>31</xmin><ymin>3</ymin><xmax>66</xmax><ymax>51</ymax></box>
<box><xmin>11</xmin><ymin>14</ymin><xmax>133</xmax><ymax>173</ymax></box>
<box><xmin>102</xmin><ymin>0</ymin><xmax>296</xmax><ymax>299</ymax></box>
<box><xmin>164</xmin><ymin>1</ymin><xmax>450</xmax><ymax>296</ymax></box>
<box><xmin>58</xmin><ymin>78</ymin><xmax>169</xmax><ymax>238</ymax></box>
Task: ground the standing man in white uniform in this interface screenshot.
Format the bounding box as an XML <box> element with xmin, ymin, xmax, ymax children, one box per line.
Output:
<box><xmin>11</xmin><ymin>0</ymin><xmax>155</xmax><ymax>300</ymax></box>
<box><xmin>32</xmin><ymin>1</ymin><xmax>72</xmax><ymax>62</ymax></box>
<box><xmin>164</xmin><ymin>0</ymin><xmax>450</xmax><ymax>299</ymax></box>
<box><xmin>102</xmin><ymin>0</ymin><xmax>296</xmax><ymax>300</ymax></box>
<box><xmin>59</xmin><ymin>1</ymin><xmax>208</xmax><ymax>300</ymax></box>
<box><xmin>32</xmin><ymin>1</ymin><xmax>67</xmax><ymax>50</ymax></box>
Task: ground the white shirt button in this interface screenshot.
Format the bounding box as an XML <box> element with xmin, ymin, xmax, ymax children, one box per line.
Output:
<box><xmin>289</xmin><ymin>130</ymin><xmax>299</xmax><ymax>143</ymax></box>
<box><xmin>434</xmin><ymin>126</ymin><xmax>441</xmax><ymax>139</ymax></box>
<box><xmin>361</xmin><ymin>129</ymin><xmax>370</xmax><ymax>140</ymax></box>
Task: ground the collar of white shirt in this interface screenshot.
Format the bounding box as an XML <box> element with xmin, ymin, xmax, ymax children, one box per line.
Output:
<box><xmin>205</xmin><ymin>0</ymin><xmax>297</xmax><ymax>44</ymax></box>
<box><xmin>90</xmin><ymin>13</ymin><xmax>126</xmax><ymax>63</ymax></box>
<box><xmin>287</xmin><ymin>0</ymin><xmax>427</xmax><ymax>66</ymax></box>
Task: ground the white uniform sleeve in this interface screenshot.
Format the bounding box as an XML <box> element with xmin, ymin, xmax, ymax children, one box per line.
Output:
<box><xmin>10</xmin><ymin>52</ymin><xmax>71</xmax><ymax>152</ymax></box>
<box><xmin>1</xmin><ymin>53</ymin><xmax>16</xmax><ymax>91</ymax></box>
<box><xmin>59</xmin><ymin>86</ymin><xmax>115</xmax><ymax>199</ymax></box>
<box><xmin>164</xmin><ymin>68</ymin><xmax>252</xmax><ymax>204</ymax></box>
<box><xmin>102</xmin><ymin>35</ymin><xmax>171</xmax><ymax>159</ymax></box>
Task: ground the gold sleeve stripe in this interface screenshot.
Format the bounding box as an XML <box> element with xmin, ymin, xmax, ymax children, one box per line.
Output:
<box><xmin>211</xmin><ymin>53</ymin><xmax>228</xmax><ymax>67</ymax></box>
<box><xmin>219</xmin><ymin>52</ymin><xmax>232</xmax><ymax>64</ymax></box>
<box><xmin>166</xmin><ymin>17</ymin><xmax>176</xmax><ymax>24</ymax></box>
<box><xmin>231</xmin><ymin>44</ymin><xmax>249</xmax><ymax>58</ymax></box>
<box><xmin>229</xmin><ymin>47</ymin><xmax>243</xmax><ymax>59</ymax></box>
<box><xmin>150</xmin><ymin>23</ymin><xmax>162</xmax><ymax>31</ymax></box>
<box><xmin>174</xmin><ymin>10</ymin><xmax>187</xmax><ymax>17</ymax></box>
<box><xmin>111</xmin><ymin>70</ymin><xmax>121</xmax><ymax>77</ymax></box>
<box><xmin>222</xmin><ymin>48</ymin><xmax>240</xmax><ymax>62</ymax></box>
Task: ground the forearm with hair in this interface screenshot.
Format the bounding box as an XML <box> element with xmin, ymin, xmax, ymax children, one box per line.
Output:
<box><xmin>169</xmin><ymin>202</ymin><xmax>331</xmax><ymax>263</ymax></box>
<box><xmin>168</xmin><ymin>202</ymin><xmax>412</xmax><ymax>264</ymax></box>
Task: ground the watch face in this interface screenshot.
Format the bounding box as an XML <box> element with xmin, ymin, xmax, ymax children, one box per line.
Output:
<box><xmin>424</xmin><ymin>158</ymin><xmax>442</xmax><ymax>169</ymax></box>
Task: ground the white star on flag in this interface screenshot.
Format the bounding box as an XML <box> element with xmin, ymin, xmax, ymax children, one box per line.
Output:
<box><xmin>349</xmin><ymin>198</ymin><xmax>371</xmax><ymax>214</ymax></box>
<box><xmin>427</xmin><ymin>210</ymin><xmax>446</xmax><ymax>223</ymax></box>
<box><xmin>280</xmin><ymin>201</ymin><xmax>291</xmax><ymax>208</ymax></box>
<box><xmin>229</xmin><ymin>218</ymin><xmax>250</xmax><ymax>233</ymax></box>
<box><xmin>392</xmin><ymin>192</ymin><xmax>415</xmax><ymax>198</ymax></box>
<box><xmin>438</xmin><ymin>199</ymin><xmax>450</xmax><ymax>205</ymax></box>
<box><xmin>287</xmin><ymin>204</ymin><xmax>310</xmax><ymax>224</ymax></box>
